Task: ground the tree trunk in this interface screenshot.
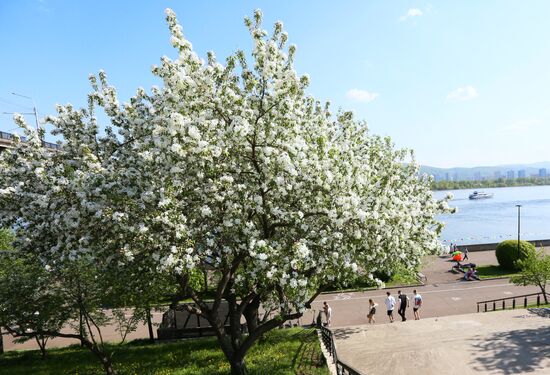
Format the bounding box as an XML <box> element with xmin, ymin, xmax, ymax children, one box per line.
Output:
<box><xmin>146</xmin><ymin>307</ymin><xmax>155</xmax><ymax>343</ymax></box>
<box><xmin>98</xmin><ymin>353</ymin><xmax>116</xmax><ymax>375</ymax></box>
<box><xmin>203</xmin><ymin>270</ymin><xmax>208</xmax><ymax>293</ymax></box>
<box><xmin>89</xmin><ymin>345</ymin><xmax>116</xmax><ymax>375</ymax></box>
<box><xmin>243</xmin><ymin>297</ymin><xmax>260</xmax><ymax>334</ymax></box>
<box><xmin>0</xmin><ymin>326</ymin><xmax>4</xmax><ymax>355</ymax></box>
<box><xmin>541</xmin><ymin>285</ymin><xmax>548</xmax><ymax>304</ymax></box>
<box><xmin>79</xmin><ymin>308</ymin><xmax>85</xmax><ymax>348</ymax></box>
<box><xmin>229</xmin><ymin>357</ymin><xmax>248</xmax><ymax>375</ymax></box>
<box><xmin>35</xmin><ymin>336</ymin><xmax>47</xmax><ymax>359</ymax></box>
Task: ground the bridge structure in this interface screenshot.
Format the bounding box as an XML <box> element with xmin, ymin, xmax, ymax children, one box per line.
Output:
<box><xmin>0</xmin><ymin>130</ymin><xmax>60</xmax><ymax>151</ymax></box>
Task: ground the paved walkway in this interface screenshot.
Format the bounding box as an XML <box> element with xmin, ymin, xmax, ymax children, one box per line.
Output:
<box><xmin>333</xmin><ymin>308</ymin><xmax>550</xmax><ymax>375</ymax></box>
<box><xmin>306</xmin><ymin>249</ymin><xmax>547</xmax><ymax>328</ymax></box>
<box><xmin>307</xmin><ymin>279</ymin><xmax>544</xmax><ymax>328</ymax></box>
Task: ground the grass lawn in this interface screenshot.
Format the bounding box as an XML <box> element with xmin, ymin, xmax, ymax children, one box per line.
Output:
<box><xmin>0</xmin><ymin>328</ymin><xmax>328</xmax><ymax>375</ymax></box>
<box><xmin>475</xmin><ymin>265</ymin><xmax>520</xmax><ymax>279</ymax></box>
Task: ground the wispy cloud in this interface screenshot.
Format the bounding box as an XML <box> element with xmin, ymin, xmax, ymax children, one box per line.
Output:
<box><xmin>399</xmin><ymin>8</ymin><xmax>423</xmax><ymax>22</ymax></box>
<box><xmin>346</xmin><ymin>89</ymin><xmax>379</xmax><ymax>103</ymax></box>
<box><xmin>446</xmin><ymin>86</ymin><xmax>479</xmax><ymax>101</ymax></box>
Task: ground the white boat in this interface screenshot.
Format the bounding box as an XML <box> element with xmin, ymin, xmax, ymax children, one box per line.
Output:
<box><xmin>469</xmin><ymin>191</ymin><xmax>493</xmax><ymax>200</ymax></box>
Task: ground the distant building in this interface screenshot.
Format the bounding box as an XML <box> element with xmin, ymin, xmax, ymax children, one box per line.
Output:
<box><xmin>506</xmin><ymin>170</ymin><xmax>515</xmax><ymax>179</ymax></box>
<box><xmin>518</xmin><ymin>170</ymin><xmax>526</xmax><ymax>178</ymax></box>
<box><xmin>453</xmin><ymin>172</ymin><xmax>459</xmax><ymax>181</ymax></box>
<box><xmin>445</xmin><ymin>172</ymin><xmax>450</xmax><ymax>181</ymax></box>
<box><xmin>474</xmin><ymin>172</ymin><xmax>482</xmax><ymax>181</ymax></box>
<box><xmin>494</xmin><ymin>171</ymin><xmax>502</xmax><ymax>180</ymax></box>
<box><xmin>539</xmin><ymin>168</ymin><xmax>547</xmax><ymax>177</ymax></box>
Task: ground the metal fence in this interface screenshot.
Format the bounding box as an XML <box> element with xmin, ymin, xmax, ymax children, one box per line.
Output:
<box><xmin>318</xmin><ymin>324</ymin><xmax>363</xmax><ymax>375</ymax></box>
<box><xmin>477</xmin><ymin>292</ymin><xmax>550</xmax><ymax>312</ymax></box>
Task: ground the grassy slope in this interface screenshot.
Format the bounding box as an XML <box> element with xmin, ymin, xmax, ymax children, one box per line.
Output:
<box><xmin>0</xmin><ymin>328</ymin><xmax>328</xmax><ymax>375</ymax></box>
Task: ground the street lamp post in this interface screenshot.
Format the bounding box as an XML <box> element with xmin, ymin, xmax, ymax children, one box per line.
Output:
<box><xmin>516</xmin><ymin>204</ymin><xmax>522</xmax><ymax>258</ymax></box>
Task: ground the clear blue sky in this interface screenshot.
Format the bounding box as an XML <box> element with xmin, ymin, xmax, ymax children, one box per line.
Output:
<box><xmin>1</xmin><ymin>0</ymin><xmax>549</xmax><ymax>168</ymax></box>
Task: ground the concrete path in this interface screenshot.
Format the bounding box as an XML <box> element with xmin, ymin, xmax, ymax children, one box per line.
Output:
<box><xmin>332</xmin><ymin>308</ymin><xmax>550</xmax><ymax>375</ymax></box>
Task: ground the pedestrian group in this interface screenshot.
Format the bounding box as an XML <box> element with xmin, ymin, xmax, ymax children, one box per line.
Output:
<box><xmin>381</xmin><ymin>290</ymin><xmax>422</xmax><ymax>323</ymax></box>
<box><xmin>322</xmin><ymin>289</ymin><xmax>423</xmax><ymax>326</ymax></box>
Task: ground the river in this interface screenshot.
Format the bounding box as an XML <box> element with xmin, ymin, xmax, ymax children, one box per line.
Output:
<box><xmin>433</xmin><ymin>185</ymin><xmax>550</xmax><ymax>246</ymax></box>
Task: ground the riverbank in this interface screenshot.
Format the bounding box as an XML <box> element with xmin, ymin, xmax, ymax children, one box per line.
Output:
<box><xmin>456</xmin><ymin>239</ymin><xmax>550</xmax><ymax>252</ymax></box>
<box><xmin>431</xmin><ymin>176</ymin><xmax>550</xmax><ymax>191</ymax></box>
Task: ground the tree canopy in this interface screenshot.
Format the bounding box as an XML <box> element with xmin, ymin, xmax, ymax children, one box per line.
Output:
<box><xmin>512</xmin><ymin>248</ymin><xmax>550</xmax><ymax>304</ymax></box>
<box><xmin>0</xmin><ymin>8</ymin><xmax>452</xmax><ymax>374</ymax></box>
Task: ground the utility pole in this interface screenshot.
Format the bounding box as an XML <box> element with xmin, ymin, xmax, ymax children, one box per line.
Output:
<box><xmin>2</xmin><ymin>92</ymin><xmax>40</xmax><ymax>131</ymax></box>
<box><xmin>516</xmin><ymin>204</ymin><xmax>522</xmax><ymax>258</ymax></box>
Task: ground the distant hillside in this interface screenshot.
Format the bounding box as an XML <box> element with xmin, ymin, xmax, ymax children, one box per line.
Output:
<box><xmin>420</xmin><ymin>161</ymin><xmax>550</xmax><ymax>181</ymax></box>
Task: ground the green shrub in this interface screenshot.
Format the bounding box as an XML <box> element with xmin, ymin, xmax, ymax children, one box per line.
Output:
<box><xmin>495</xmin><ymin>240</ymin><xmax>535</xmax><ymax>270</ymax></box>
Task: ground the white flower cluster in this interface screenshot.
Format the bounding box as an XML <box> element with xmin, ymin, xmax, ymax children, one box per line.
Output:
<box><xmin>0</xmin><ymin>9</ymin><xmax>452</xmax><ymax>311</ymax></box>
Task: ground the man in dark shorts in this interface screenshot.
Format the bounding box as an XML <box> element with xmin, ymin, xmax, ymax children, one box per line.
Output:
<box><xmin>397</xmin><ymin>290</ymin><xmax>409</xmax><ymax>321</ymax></box>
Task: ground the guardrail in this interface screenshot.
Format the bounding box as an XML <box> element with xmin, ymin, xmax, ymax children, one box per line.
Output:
<box><xmin>477</xmin><ymin>292</ymin><xmax>550</xmax><ymax>312</ymax></box>
<box><xmin>318</xmin><ymin>324</ymin><xmax>363</xmax><ymax>375</ymax></box>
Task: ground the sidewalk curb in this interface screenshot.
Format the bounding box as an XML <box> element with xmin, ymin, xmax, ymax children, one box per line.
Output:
<box><xmin>320</xmin><ymin>282</ymin><xmax>425</xmax><ymax>295</ymax></box>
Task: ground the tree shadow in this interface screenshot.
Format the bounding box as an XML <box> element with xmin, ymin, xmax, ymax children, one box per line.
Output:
<box><xmin>470</xmin><ymin>325</ymin><xmax>550</xmax><ymax>374</ymax></box>
<box><xmin>332</xmin><ymin>326</ymin><xmax>365</xmax><ymax>340</ymax></box>
<box><xmin>528</xmin><ymin>308</ymin><xmax>550</xmax><ymax>318</ymax></box>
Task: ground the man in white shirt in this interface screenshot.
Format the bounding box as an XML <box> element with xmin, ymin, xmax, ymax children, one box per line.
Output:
<box><xmin>385</xmin><ymin>291</ymin><xmax>396</xmax><ymax>323</ymax></box>
<box><xmin>323</xmin><ymin>301</ymin><xmax>332</xmax><ymax>326</ymax></box>
<box><xmin>413</xmin><ymin>289</ymin><xmax>423</xmax><ymax>320</ymax></box>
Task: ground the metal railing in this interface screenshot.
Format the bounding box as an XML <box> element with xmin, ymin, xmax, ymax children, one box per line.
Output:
<box><xmin>477</xmin><ymin>292</ymin><xmax>550</xmax><ymax>313</ymax></box>
<box><xmin>318</xmin><ymin>324</ymin><xmax>363</xmax><ymax>375</ymax></box>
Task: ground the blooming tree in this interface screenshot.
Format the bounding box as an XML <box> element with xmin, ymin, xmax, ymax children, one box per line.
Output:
<box><xmin>0</xmin><ymin>9</ymin><xmax>452</xmax><ymax>374</ymax></box>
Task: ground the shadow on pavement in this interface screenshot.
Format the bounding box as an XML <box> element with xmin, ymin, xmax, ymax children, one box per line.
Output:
<box><xmin>470</xmin><ymin>325</ymin><xmax>550</xmax><ymax>374</ymax></box>
<box><xmin>528</xmin><ymin>308</ymin><xmax>550</xmax><ymax>318</ymax></box>
<box><xmin>332</xmin><ymin>326</ymin><xmax>364</xmax><ymax>340</ymax></box>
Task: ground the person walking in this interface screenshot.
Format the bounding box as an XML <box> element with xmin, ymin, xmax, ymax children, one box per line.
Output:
<box><xmin>397</xmin><ymin>290</ymin><xmax>409</xmax><ymax>322</ymax></box>
<box><xmin>323</xmin><ymin>301</ymin><xmax>332</xmax><ymax>326</ymax></box>
<box><xmin>367</xmin><ymin>299</ymin><xmax>378</xmax><ymax>324</ymax></box>
<box><xmin>463</xmin><ymin>247</ymin><xmax>469</xmax><ymax>260</ymax></box>
<box><xmin>413</xmin><ymin>290</ymin><xmax>422</xmax><ymax>320</ymax></box>
<box><xmin>385</xmin><ymin>292</ymin><xmax>396</xmax><ymax>323</ymax></box>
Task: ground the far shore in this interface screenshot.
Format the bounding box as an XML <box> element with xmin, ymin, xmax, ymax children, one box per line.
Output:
<box><xmin>431</xmin><ymin>179</ymin><xmax>550</xmax><ymax>191</ymax></box>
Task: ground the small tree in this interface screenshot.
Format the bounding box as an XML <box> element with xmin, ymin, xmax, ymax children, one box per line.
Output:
<box><xmin>0</xmin><ymin>228</ymin><xmax>14</xmax><ymax>355</ymax></box>
<box><xmin>511</xmin><ymin>248</ymin><xmax>550</xmax><ymax>304</ymax></box>
<box><xmin>0</xmin><ymin>252</ymin><xmax>161</xmax><ymax>373</ymax></box>
<box><xmin>0</xmin><ymin>255</ymin><xmax>114</xmax><ymax>371</ymax></box>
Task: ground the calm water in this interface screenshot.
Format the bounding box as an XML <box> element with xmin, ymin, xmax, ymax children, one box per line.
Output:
<box><xmin>433</xmin><ymin>185</ymin><xmax>550</xmax><ymax>245</ymax></box>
